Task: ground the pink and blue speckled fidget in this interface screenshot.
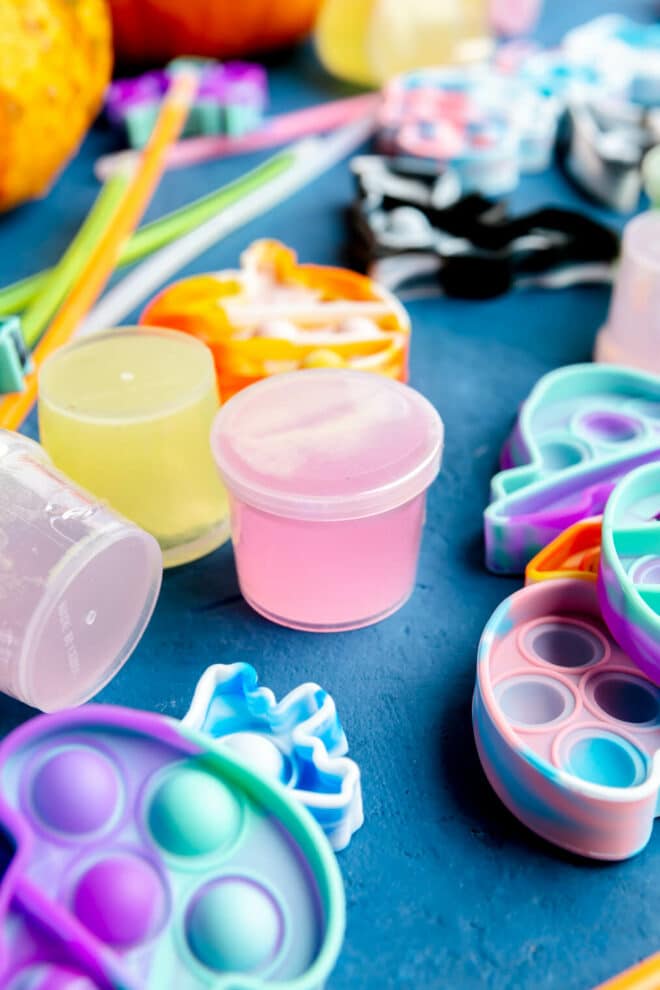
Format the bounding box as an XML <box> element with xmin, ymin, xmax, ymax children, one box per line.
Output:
<box><xmin>473</xmin><ymin>577</ymin><xmax>660</xmax><ymax>860</ymax></box>
<box><xmin>0</xmin><ymin>705</ymin><xmax>344</xmax><ymax>989</ymax></box>
<box><xmin>485</xmin><ymin>364</ymin><xmax>660</xmax><ymax>575</ymax></box>
<box><xmin>476</xmin><ymin>461</ymin><xmax>660</xmax><ymax>860</ymax></box>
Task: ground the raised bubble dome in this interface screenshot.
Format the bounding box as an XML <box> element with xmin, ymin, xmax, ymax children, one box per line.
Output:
<box><xmin>73</xmin><ymin>853</ymin><xmax>167</xmax><ymax>947</ymax></box>
<box><xmin>211</xmin><ymin>369</ymin><xmax>444</xmax><ymax>521</ymax></box>
<box><xmin>221</xmin><ymin>733</ymin><xmax>292</xmax><ymax>785</ymax></box>
<box><xmin>186</xmin><ymin>877</ymin><xmax>284</xmax><ymax>973</ymax></box>
<box><xmin>32</xmin><ymin>746</ymin><xmax>120</xmax><ymax>835</ymax></box>
<box><xmin>148</xmin><ymin>765</ymin><xmax>242</xmax><ymax>857</ymax></box>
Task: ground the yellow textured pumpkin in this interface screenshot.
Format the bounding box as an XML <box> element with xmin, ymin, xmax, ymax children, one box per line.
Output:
<box><xmin>0</xmin><ymin>0</ymin><xmax>112</xmax><ymax>211</ymax></box>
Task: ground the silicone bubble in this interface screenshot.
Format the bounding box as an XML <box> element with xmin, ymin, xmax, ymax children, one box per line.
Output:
<box><xmin>148</xmin><ymin>765</ymin><xmax>242</xmax><ymax>857</ymax></box>
<box><xmin>186</xmin><ymin>877</ymin><xmax>284</xmax><ymax>974</ymax></box>
<box><xmin>31</xmin><ymin>746</ymin><xmax>120</xmax><ymax>835</ymax></box>
<box><xmin>73</xmin><ymin>853</ymin><xmax>167</xmax><ymax>947</ymax></box>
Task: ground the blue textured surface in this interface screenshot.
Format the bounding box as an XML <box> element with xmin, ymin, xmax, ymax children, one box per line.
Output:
<box><xmin>0</xmin><ymin>2</ymin><xmax>656</xmax><ymax>987</ymax></box>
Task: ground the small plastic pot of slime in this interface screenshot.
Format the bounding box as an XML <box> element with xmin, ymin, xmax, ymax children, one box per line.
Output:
<box><xmin>38</xmin><ymin>327</ymin><xmax>230</xmax><ymax>567</ymax></box>
<box><xmin>211</xmin><ymin>369</ymin><xmax>443</xmax><ymax>632</ymax></box>
<box><xmin>0</xmin><ymin>431</ymin><xmax>161</xmax><ymax>711</ymax></box>
<box><xmin>595</xmin><ymin>212</ymin><xmax>660</xmax><ymax>375</ymax></box>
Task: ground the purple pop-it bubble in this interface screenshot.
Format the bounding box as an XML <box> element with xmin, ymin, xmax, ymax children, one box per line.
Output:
<box><xmin>73</xmin><ymin>853</ymin><xmax>168</xmax><ymax>948</ymax></box>
<box><xmin>31</xmin><ymin>746</ymin><xmax>120</xmax><ymax>835</ymax></box>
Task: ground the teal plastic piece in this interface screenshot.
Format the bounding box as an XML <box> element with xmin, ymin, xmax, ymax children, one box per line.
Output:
<box><xmin>599</xmin><ymin>462</ymin><xmax>660</xmax><ymax>685</ymax></box>
<box><xmin>0</xmin><ymin>316</ymin><xmax>30</xmax><ymax>394</ymax></box>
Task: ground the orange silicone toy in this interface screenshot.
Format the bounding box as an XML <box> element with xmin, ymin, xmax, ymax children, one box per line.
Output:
<box><xmin>525</xmin><ymin>518</ymin><xmax>602</xmax><ymax>586</ymax></box>
<box><xmin>140</xmin><ymin>240</ymin><xmax>410</xmax><ymax>400</ymax></box>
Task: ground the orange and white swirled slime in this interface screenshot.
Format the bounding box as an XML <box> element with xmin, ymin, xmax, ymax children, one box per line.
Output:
<box><xmin>140</xmin><ymin>240</ymin><xmax>410</xmax><ymax>400</ymax></box>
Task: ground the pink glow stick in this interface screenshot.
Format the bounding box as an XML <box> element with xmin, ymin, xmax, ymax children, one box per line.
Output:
<box><xmin>96</xmin><ymin>92</ymin><xmax>380</xmax><ymax>181</ymax></box>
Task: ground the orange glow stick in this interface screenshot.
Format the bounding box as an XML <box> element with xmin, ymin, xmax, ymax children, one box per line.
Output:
<box><xmin>0</xmin><ymin>68</ymin><xmax>198</xmax><ymax>431</ymax></box>
<box><xmin>593</xmin><ymin>953</ymin><xmax>660</xmax><ymax>990</ymax></box>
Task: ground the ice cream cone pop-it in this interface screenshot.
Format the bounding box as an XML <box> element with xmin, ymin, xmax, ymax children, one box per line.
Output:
<box><xmin>473</xmin><ymin>578</ymin><xmax>660</xmax><ymax>860</ymax></box>
<box><xmin>183</xmin><ymin>663</ymin><xmax>363</xmax><ymax>851</ymax></box>
<box><xmin>0</xmin><ymin>704</ymin><xmax>345</xmax><ymax>989</ymax></box>
<box><xmin>140</xmin><ymin>240</ymin><xmax>410</xmax><ymax>400</ymax></box>
<box><xmin>485</xmin><ymin>364</ymin><xmax>660</xmax><ymax>574</ymax></box>
<box><xmin>599</xmin><ymin>463</ymin><xmax>660</xmax><ymax>687</ymax></box>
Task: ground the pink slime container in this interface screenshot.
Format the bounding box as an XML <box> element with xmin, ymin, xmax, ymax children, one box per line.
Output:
<box><xmin>0</xmin><ymin>431</ymin><xmax>162</xmax><ymax>711</ymax></box>
<box><xmin>211</xmin><ymin>369</ymin><xmax>443</xmax><ymax>632</ymax></box>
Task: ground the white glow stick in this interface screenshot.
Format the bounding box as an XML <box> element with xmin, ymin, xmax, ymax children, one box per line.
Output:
<box><xmin>80</xmin><ymin>118</ymin><xmax>375</xmax><ymax>336</ymax></box>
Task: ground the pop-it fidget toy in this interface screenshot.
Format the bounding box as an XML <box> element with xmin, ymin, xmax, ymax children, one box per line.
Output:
<box><xmin>183</xmin><ymin>663</ymin><xmax>363</xmax><ymax>851</ymax></box>
<box><xmin>105</xmin><ymin>61</ymin><xmax>268</xmax><ymax>149</ymax></box>
<box><xmin>473</xmin><ymin>578</ymin><xmax>660</xmax><ymax>860</ymax></box>
<box><xmin>599</xmin><ymin>463</ymin><xmax>660</xmax><ymax>687</ymax></box>
<box><xmin>0</xmin><ymin>705</ymin><xmax>344</xmax><ymax>989</ymax></box>
<box><xmin>525</xmin><ymin>518</ymin><xmax>602</xmax><ymax>585</ymax></box>
<box><xmin>485</xmin><ymin>364</ymin><xmax>660</xmax><ymax>574</ymax></box>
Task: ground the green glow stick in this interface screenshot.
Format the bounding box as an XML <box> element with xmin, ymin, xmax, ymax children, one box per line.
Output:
<box><xmin>0</xmin><ymin>149</ymin><xmax>295</xmax><ymax>319</ymax></box>
<box><xmin>21</xmin><ymin>174</ymin><xmax>128</xmax><ymax>349</ymax></box>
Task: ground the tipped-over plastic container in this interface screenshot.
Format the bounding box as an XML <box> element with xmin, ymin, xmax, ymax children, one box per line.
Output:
<box><xmin>595</xmin><ymin>211</ymin><xmax>660</xmax><ymax>375</ymax></box>
<box><xmin>211</xmin><ymin>369</ymin><xmax>443</xmax><ymax>632</ymax></box>
<box><xmin>0</xmin><ymin>431</ymin><xmax>162</xmax><ymax>711</ymax></box>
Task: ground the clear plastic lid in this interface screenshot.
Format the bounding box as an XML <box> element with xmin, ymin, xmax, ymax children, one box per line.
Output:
<box><xmin>211</xmin><ymin>369</ymin><xmax>444</xmax><ymax>521</ymax></box>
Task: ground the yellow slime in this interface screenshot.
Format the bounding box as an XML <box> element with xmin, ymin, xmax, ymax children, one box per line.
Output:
<box><xmin>39</xmin><ymin>328</ymin><xmax>229</xmax><ymax>567</ymax></box>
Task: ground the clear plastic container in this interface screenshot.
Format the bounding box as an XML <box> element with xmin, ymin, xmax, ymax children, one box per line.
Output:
<box><xmin>38</xmin><ymin>327</ymin><xmax>230</xmax><ymax>567</ymax></box>
<box><xmin>211</xmin><ymin>369</ymin><xmax>443</xmax><ymax>632</ymax></box>
<box><xmin>595</xmin><ymin>211</ymin><xmax>660</xmax><ymax>374</ymax></box>
<box><xmin>0</xmin><ymin>431</ymin><xmax>162</xmax><ymax>711</ymax></box>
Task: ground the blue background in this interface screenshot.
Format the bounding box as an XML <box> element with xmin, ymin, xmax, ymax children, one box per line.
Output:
<box><xmin>1</xmin><ymin>1</ymin><xmax>657</xmax><ymax>986</ymax></box>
